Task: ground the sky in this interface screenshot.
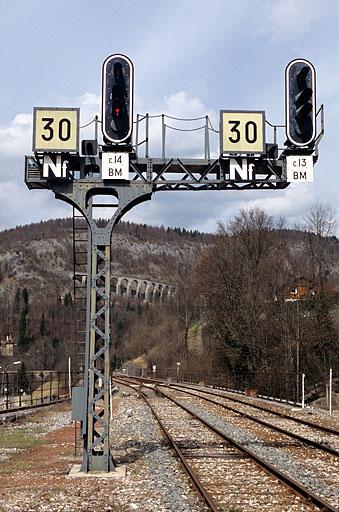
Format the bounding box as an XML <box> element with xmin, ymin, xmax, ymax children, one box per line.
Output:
<box><xmin>0</xmin><ymin>0</ymin><xmax>338</xmax><ymax>234</ymax></box>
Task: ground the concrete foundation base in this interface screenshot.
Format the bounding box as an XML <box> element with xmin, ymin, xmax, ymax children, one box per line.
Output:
<box><xmin>67</xmin><ymin>464</ymin><xmax>127</xmax><ymax>479</ymax></box>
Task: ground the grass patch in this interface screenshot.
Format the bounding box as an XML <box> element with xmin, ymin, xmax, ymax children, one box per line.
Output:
<box><xmin>0</xmin><ymin>425</ymin><xmax>45</xmax><ymax>449</ymax></box>
<box><xmin>1</xmin><ymin>458</ymin><xmax>35</xmax><ymax>475</ymax></box>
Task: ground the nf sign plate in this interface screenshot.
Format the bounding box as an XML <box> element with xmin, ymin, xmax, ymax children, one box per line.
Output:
<box><xmin>286</xmin><ymin>155</ymin><xmax>314</xmax><ymax>182</ymax></box>
<box><xmin>33</xmin><ymin>107</ymin><xmax>80</xmax><ymax>152</ymax></box>
<box><xmin>220</xmin><ymin>110</ymin><xmax>265</xmax><ymax>154</ymax></box>
<box><xmin>102</xmin><ymin>152</ymin><xmax>129</xmax><ymax>180</ymax></box>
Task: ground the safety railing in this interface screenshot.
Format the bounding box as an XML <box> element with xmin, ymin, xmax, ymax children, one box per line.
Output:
<box><xmin>0</xmin><ymin>370</ymin><xmax>71</xmax><ymax>411</ymax></box>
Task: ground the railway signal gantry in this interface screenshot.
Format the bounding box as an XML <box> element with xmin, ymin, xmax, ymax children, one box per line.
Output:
<box><xmin>25</xmin><ymin>55</ymin><xmax>323</xmax><ymax>472</ymax></box>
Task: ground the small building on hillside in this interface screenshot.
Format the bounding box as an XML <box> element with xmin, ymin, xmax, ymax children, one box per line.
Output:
<box><xmin>0</xmin><ymin>334</ymin><xmax>15</xmax><ymax>357</ymax></box>
<box><xmin>286</xmin><ymin>278</ymin><xmax>316</xmax><ymax>302</ymax></box>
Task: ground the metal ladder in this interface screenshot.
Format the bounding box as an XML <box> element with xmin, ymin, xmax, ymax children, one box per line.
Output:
<box><xmin>72</xmin><ymin>207</ymin><xmax>90</xmax><ymax>455</ymax></box>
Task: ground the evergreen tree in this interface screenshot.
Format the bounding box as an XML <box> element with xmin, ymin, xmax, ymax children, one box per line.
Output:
<box><xmin>18</xmin><ymin>309</ymin><xmax>27</xmax><ymax>350</ymax></box>
<box><xmin>13</xmin><ymin>287</ymin><xmax>21</xmax><ymax>313</ymax></box>
<box><xmin>22</xmin><ymin>288</ymin><xmax>29</xmax><ymax>306</ymax></box>
<box><xmin>17</xmin><ymin>363</ymin><xmax>30</xmax><ymax>394</ymax></box>
<box><xmin>39</xmin><ymin>312</ymin><xmax>46</xmax><ymax>336</ymax></box>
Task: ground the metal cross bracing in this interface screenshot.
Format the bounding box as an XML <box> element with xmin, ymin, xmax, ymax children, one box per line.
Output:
<box><xmin>85</xmin><ymin>240</ymin><xmax>112</xmax><ymax>470</ymax></box>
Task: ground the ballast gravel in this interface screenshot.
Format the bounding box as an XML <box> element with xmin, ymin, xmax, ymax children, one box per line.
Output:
<box><xmin>110</xmin><ymin>391</ymin><xmax>207</xmax><ymax>512</ymax></box>
<box><xmin>176</xmin><ymin>397</ymin><xmax>339</xmax><ymax>509</ymax></box>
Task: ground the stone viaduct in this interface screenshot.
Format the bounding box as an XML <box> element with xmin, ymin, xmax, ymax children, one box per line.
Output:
<box><xmin>112</xmin><ymin>276</ymin><xmax>175</xmax><ymax>304</ymax></box>
<box><xmin>75</xmin><ymin>274</ymin><xmax>175</xmax><ymax>304</ymax></box>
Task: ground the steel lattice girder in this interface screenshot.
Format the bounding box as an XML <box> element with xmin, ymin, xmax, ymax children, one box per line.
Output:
<box><xmin>25</xmin><ymin>154</ymin><xmax>289</xmax><ymax>192</ymax></box>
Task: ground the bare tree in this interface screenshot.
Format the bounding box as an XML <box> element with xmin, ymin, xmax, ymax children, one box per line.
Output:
<box><xmin>195</xmin><ymin>207</ymin><xmax>289</xmax><ymax>386</ymax></box>
<box><xmin>303</xmin><ymin>202</ymin><xmax>336</xmax><ymax>287</ymax></box>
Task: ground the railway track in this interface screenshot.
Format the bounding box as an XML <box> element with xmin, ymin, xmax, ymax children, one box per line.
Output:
<box><xmin>157</xmin><ymin>383</ymin><xmax>339</xmax><ymax>456</ymax></box>
<box><xmin>121</xmin><ymin>374</ymin><xmax>338</xmax><ymax>433</ymax></box>
<box><xmin>169</xmin><ymin>381</ymin><xmax>339</xmax><ymax>434</ymax></box>
<box><xmin>114</xmin><ymin>376</ymin><xmax>338</xmax><ymax>512</ymax></box>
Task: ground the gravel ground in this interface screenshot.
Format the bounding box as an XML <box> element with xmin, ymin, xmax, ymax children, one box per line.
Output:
<box><xmin>0</xmin><ymin>388</ymin><xmax>207</xmax><ymax>512</ymax></box>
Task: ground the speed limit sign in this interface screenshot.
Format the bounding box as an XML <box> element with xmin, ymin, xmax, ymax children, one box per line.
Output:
<box><xmin>33</xmin><ymin>107</ymin><xmax>80</xmax><ymax>152</ymax></box>
<box><xmin>220</xmin><ymin>110</ymin><xmax>265</xmax><ymax>154</ymax></box>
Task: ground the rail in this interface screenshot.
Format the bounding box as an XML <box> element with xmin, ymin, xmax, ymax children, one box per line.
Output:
<box><xmin>115</xmin><ymin>376</ymin><xmax>337</xmax><ymax>512</ymax></box>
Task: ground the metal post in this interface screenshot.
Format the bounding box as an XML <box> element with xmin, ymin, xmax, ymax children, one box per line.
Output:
<box><xmin>30</xmin><ymin>372</ymin><xmax>33</xmax><ymax>405</ymax></box>
<box><xmin>68</xmin><ymin>357</ymin><xmax>72</xmax><ymax>398</ymax></box>
<box><xmin>110</xmin><ymin>377</ymin><xmax>113</xmax><ymax>422</ymax></box>
<box><xmin>5</xmin><ymin>371</ymin><xmax>8</xmax><ymax>410</ymax></box>
<box><xmin>301</xmin><ymin>373</ymin><xmax>305</xmax><ymax>409</ymax></box>
<box><xmin>329</xmin><ymin>368</ymin><xmax>333</xmax><ymax>416</ymax></box>
<box><xmin>205</xmin><ymin>116</ymin><xmax>210</xmax><ymax>160</ymax></box>
<box><xmin>145</xmin><ymin>113</ymin><xmax>149</xmax><ymax>158</ymax></box>
<box><xmin>295</xmin><ymin>298</ymin><xmax>300</xmax><ymax>403</ymax></box>
<box><xmin>40</xmin><ymin>373</ymin><xmax>44</xmax><ymax>404</ymax></box>
<box><xmin>94</xmin><ymin>115</ymin><xmax>98</xmax><ymax>144</ymax></box>
<box><xmin>162</xmin><ymin>114</ymin><xmax>166</xmax><ymax>160</ymax></box>
<box><xmin>176</xmin><ymin>361</ymin><xmax>181</xmax><ymax>382</ymax></box>
<box><xmin>135</xmin><ymin>113</ymin><xmax>140</xmax><ymax>158</ymax></box>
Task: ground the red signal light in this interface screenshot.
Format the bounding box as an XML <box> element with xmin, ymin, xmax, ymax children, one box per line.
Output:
<box><xmin>102</xmin><ymin>54</ymin><xmax>134</xmax><ymax>143</ymax></box>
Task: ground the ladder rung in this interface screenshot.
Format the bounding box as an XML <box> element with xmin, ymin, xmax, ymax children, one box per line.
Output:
<box><xmin>92</xmin><ymin>203</ymin><xmax>118</xmax><ymax>208</ymax></box>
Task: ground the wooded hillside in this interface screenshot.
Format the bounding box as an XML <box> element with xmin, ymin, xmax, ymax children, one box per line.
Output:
<box><xmin>0</xmin><ymin>207</ymin><xmax>338</xmax><ymax>399</ymax></box>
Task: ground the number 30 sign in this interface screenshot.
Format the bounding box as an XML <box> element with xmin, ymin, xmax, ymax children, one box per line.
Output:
<box><xmin>220</xmin><ymin>110</ymin><xmax>265</xmax><ymax>154</ymax></box>
<box><xmin>33</xmin><ymin>107</ymin><xmax>80</xmax><ymax>152</ymax></box>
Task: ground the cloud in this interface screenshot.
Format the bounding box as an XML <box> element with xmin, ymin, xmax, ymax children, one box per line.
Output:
<box><xmin>124</xmin><ymin>181</ymin><xmax>317</xmax><ymax>234</ymax></box>
<box><xmin>257</xmin><ymin>0</ymin><xmax>322</xmax><ymax>42</ymax></box>
<box><xmin>135</xmin><ymin>91</ymin><xmax>219</xmax><ymax>159</ymax></box>
<box><xmin>0</xmin><ymin>113</ymin><xmax>32</xmax><ymax>158</ymax></box>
